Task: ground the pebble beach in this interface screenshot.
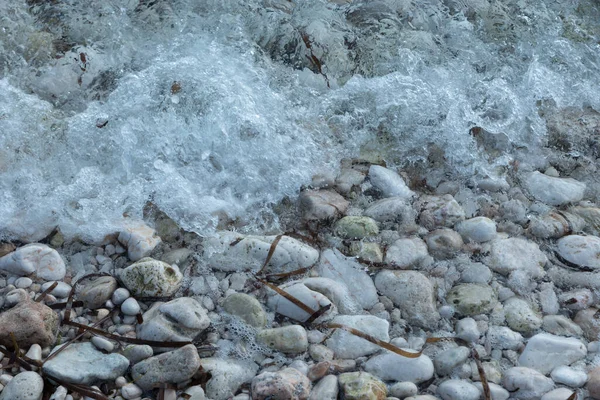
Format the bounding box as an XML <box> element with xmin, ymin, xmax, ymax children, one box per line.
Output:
<box><xmin>2</xmin><ymin>151</ymin><xmax>600</xmax><ymax>400</ymax></box>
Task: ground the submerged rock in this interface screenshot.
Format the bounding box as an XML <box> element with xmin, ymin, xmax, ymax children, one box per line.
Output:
<box><xmin>223</xmin><ymin>293</ymin><xmax>268</xmax><ymax>328</ymax></box>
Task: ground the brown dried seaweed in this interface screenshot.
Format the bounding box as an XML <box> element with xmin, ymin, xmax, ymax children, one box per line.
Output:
<box><xmin>257</xmin><ymin>234</ymin><xmax>283</xmax><ymax>275</ymax></box>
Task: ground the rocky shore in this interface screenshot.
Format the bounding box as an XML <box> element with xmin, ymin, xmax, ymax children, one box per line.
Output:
<box><xmin>1</xmin><ymin>159</ymin><xmax>600</xmax><ymax>400</ymax></box>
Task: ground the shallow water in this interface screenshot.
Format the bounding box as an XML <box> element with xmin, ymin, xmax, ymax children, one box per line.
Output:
<box><xmin>0</xmin><ymin>0</ymin><xmax>599</xmax><ymax>242</ymax></box>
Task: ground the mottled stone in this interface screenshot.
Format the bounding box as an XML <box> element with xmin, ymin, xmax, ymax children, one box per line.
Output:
<box><xmin>338</xmin><ymin>372</ymin><xmax>387</xmax><ymax>400</ymax></box>
<box><xmin>425</xmin><ymin>229</ymin><xmax>463</xmax><ymax>260</ymax></box>
<box><xmin>251</xmin><ymin>367</ymin><xmax>311</xmax><ymax>400</ymax></box>
<box><xmin>417</xmin><ymin>195</ymin><xmax>466</xmax><ymax>230</ymax></box>
<box><xmin>0</xmin><ymin>300</ymin><xmax>58</xmax><ymax>348</ymax></box>
<box><xmin>504</xmin><ymin>297</ymin><xmax>542</xmax><ymax>334</ymax></box>
<box><xmin>335</xmin><ymin>216</ymin><xmax>379</xmax><ymax>239</ymax></box>
<box><xmin>0</xmin><ymin>371</ymin><xmax>44</xmax><ymax>400</ymax></box>
<box><xmin>120</xmin><ymin>257</ymin><xmax>183</xmax><ymax>297</ymax></box>
<box><xmin>446</xmin><ymin>284</ymin><xmax>497</xmax><ymax>316</ymax></box>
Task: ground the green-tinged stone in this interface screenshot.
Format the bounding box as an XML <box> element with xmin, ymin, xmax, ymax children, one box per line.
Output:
<box><xmin>335</xmin><ymin>216</ymin><xmax>379</xmax><ymax>239</ymax></box>
<box><xmin>339</xmin><ymin>372</ymin><xmax>387</xmax><ymax>400</ymax></box>
<box><xmin>446</xmin><ymin>283</ymin><xmax>497</xmax><ymax>316</ymax></box>
<box><xmin>223</xmin><ymin>293</ymin><xmax>268</xmax><ymax>328</ymax></box>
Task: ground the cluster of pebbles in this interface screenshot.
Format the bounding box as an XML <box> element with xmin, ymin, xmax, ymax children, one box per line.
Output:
<box><xmin>2</xmin><ymin>160</ymin><xmax>600</xmax><ymax>400</ymax></box>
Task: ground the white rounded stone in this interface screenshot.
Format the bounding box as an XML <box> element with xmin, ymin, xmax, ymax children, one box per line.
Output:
<box><xmin>550</xmin><ymin>365</ymin><xmax>587</xmax><ymax>388</ymax></box>
<box><xmin>0</xmin><ymin>243</ymin><xmax>66</xmax><ymax>280</ymax></box>
<box><xmin>472</xmin><ymin>382</ymin><xmax>509</xmax><ymax>400</ymax></box>
<box><xmin>267</xmin><ymin>282</ymin><xmax>333</xmax><ymax>323</ymax></box>
<box><xmin>456</xmin><ymin>318</ymin><xmax>480</xmax><ymax>343</ymax></box>
<box><xmin>0</xmin><ymin>371</ymin><xmax>43</xmax><ymax>400</ymax></box>
<box><xmin>325</xmin><ymin>315</ymin><xmax>389</xmax><ymax>359</ymax></box>
<box><xmin>15</xmin><ymin>277</ymin><xmax>32</xmax><ymax>289</ymax></box>
<box><xmin>385</xmin><ymin>237</ymin><xmax>429</xmax><ymax>268</ymax></box>
<box><xmin>121</xmin><ymin>383</ymin><xmax>143</xmax><ymax>399</ymax></box>
<box><xmin>540</xmin><ymin>388</ymin><xmax>574</xmax><ymax>400</ymax></box>
<box><xmin>121</xmin><ymin>297</ymin><xmax>140</xmax><ymax>316</ymax></box>
<box><xmin>204</xmin><ymin>232</ymin><xmax>319</xmax><ymax>273</ymax></box>
<box><xmin>437</xmin><ymin>379</ymin><xmax>480</xmax><ymax>400</ymax></box>
<box><xmin>368</xmin><ymin>165</ymin><xmax>414</xmax><ymax>199</ymax></box>
<box><xmin>557</xmin><ymin>235</ymin><xmax>600</xmax><ymax>270</ymax></box>
<box><xmin>364</xmin><ymin>350</ymin><xmax>434</xmax><ymax>384</ymax></box>
<box><xmin>316</xmin><ymin>249</ymin><xmax>378</xmax><ymax>309</ymax></box>
<box><xmin>112</xmin><ymin>288</ymin><xmax>130</xmax><ymax>305</ymax></box>
<box><xmin>486</xmin><ymin>238</ymin><xmax>547</xmax><ymax>278</ymax></box>
<box><xmin>434</xmin><ymin>347</ymin><xmax>471</xmax><ymax>376</ymax></box>
<box><xmin>91</xmin><ymin>336</ymin><xmax>115</xmax><ymax>353</ymax></box>
<box><xmin>41</xmin><ymin>281</ymin><xmax>72</xmax><ymax>298</ymax></box>
<box><xmin>456</xmin><ymin>217</ymin><xmax>497</xmax><ymax>242</ymax></box>
<box><xmin>487</xmin><ymin>326</ymin><xmax>524</xmax><ymax>350</ymax></box>
<box><xmin>519</xmin><ymin>333</ymin><xmax>586</xmax><ymax>375</ymax></box>
<box><xmin>524</xmin><ymin>171</ymin><xmax>585</xmax><ymax>206</ymax></box>
<box><xmin>502</xmin><ymin>367</ymin><xmax>553</xmax><ymax>400</ymax></box>
<box><xmin>389</xmin><ymin>381</ymin><xmax>418</xmax><ymax>399</ymax></box>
